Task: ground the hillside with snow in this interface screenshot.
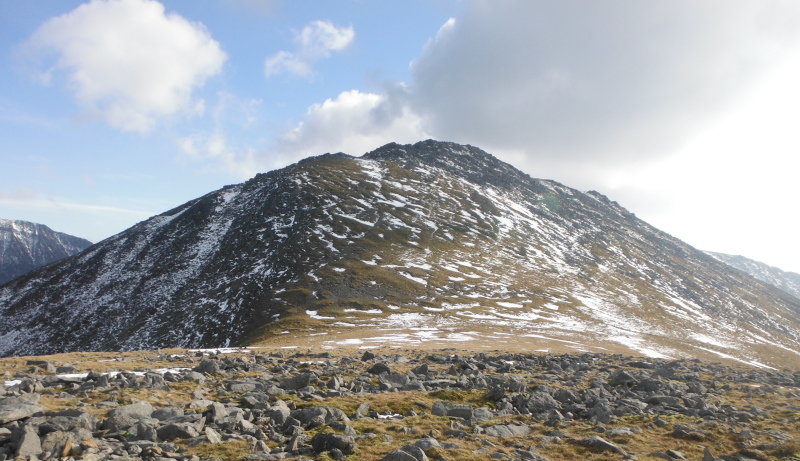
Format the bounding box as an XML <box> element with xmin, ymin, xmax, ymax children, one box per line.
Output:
<box><xmin>0</xmin><ymin>141</ymin><xmax>798</xmax><ymax>368</ymax></box>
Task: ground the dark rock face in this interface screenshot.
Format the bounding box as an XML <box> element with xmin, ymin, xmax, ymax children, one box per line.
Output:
<box><xmin>1</xmin><ymin>141</ymin><xmax>800</xmax><ymax>366</ymax></box>
<box><xmin>0</xmin><ymin>219</ymin><xmax>91</xmax><ymax>285</ymax></box>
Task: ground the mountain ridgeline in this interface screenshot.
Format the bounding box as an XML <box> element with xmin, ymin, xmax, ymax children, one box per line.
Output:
<box><xmin>0</xmin><ymin>219</ymin><xmax>92</xmax><ymax>286</ymax></box>
<box><xmin>0</xmin><ymin>141</ymin><xmax>798</xmax><ymax>367</ymax></box>
<box><xmin>707</xmin><ymin>251</ymin><xmax>800</xmax><ymax>300</ymax></box>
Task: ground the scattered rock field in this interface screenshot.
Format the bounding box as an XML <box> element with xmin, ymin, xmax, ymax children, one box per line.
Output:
<box><xmin>1</xmin><ymin>348</ymin><xmax>799</xmax><ymax>460</ymax></box>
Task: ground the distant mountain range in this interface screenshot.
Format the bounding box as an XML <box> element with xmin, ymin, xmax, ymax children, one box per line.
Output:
<box><xmin>1</xmin><ymin>141</ymin><xmax>798</xmax><ymax>368</ymax></box>
<box><xmin>0</xmin><ymin>219</ymin><xmax>92</xmax><ymax>285</ymax></box>
<box><xmin>706</xmin><ymin>251</ymin><xmax>800</xmax><ymax>301</ymax></box>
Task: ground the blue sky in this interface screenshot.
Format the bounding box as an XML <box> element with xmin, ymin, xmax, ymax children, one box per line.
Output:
<box><xmin>2</xmin><ymin>0</ymin><xmax>800</xmax><ymax>274</ymax></box>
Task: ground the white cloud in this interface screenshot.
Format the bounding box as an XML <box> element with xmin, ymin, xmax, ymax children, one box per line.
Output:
<box><xmin>25</xmin><ymin>0</ymin><xmax>226</xmax><ymax>133</ymax></box>
<box><xmin>265</xmin><ymin>20</ymin><xmax>354</xmax><ymax>79</ymax></box>
<box><xmin>408</xmin><ymin>1</ymin><xmax>800</xmax><ymax>169</ymax></box>
<box><xmin>606</xmin><ymin>47</ymin><xmax>800</xmax><ymax>272</ymax></box>
<box><xmin>274</xmin><ymin>88</ymin><xmax>427</xmax><ymax>163</ymax></box>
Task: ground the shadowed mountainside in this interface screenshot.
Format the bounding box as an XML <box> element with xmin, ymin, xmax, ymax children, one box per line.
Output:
<box><xmin>0</xmin><ymin>219</ymin><xmax>92</xmax><ymax>285</ymax></box>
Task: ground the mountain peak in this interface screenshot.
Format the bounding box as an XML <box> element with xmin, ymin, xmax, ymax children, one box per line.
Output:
<box><xmin>1</xmin><ymin>142</ymin><xmax>799</xmax><ymax>369</ymax></box>
<box><xmin>0</xmin><ymin>219</ymin><xmax>92</xmax><ymax>285</ymax></box>
<box><xmin>363</xmin><ymin>140</ymin><xmax>529</xmax><ymax>190</ymax></box>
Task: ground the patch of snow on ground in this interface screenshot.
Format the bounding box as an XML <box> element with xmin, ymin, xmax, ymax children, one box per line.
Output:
<box><xmin>384</xmin><ymin>313</ymin><xmax>433</xmax><ymax>328</ymax></box>
<box><xmin>306</xmin><ymin>310</ymin><xmax>335</xmax><ymax>320</ymax></box>
<box><xmin>691</xmin><ymin>334</ymin><xmax>733</xmax><ymax>349</ymax></box>
<box><xmin>497</xmin><ymin>302</ymin><xmax>523</xmax><ymax>308</ymax></box>
<box><xmin>334</xmin><ymin>338</ymin><xmax>364</xmax><ymax>345</ymax></box>
<box><xmin>694</xmin><ymin>346</ymin><xmax>776</xmax><ymax>370</ymax></box>
<box><xmin>494</xmin><ymin>311</ymin><xmax>542</xmax><ymax>321</ymax></box>
<box><xmin>344</xmin><ymin>308</ymin><xmax>382</xmax><ymax>314</ymax></box>
<box><xmin>407</xmin><ymin>263</ymin><xmax>432</xmax><ymax>270</ymax></box>
<box><xmin>609</xmin><ymin>335</ymin><xmax>674</xmax><ymax>359</ymax></box>
<box><xmin>337</xmin><ymin>213</ymin><xmax>377</xmax><ymax>227</ymax></box>
<box><xmin>189</xmin><ymin>347</ymin><xmax>255</xmax><ymax>355</ymax></box>
<box><xmin>399</xmin><ymin>271</ymin><xmax>427</xmax><ymax>285</ymax></box>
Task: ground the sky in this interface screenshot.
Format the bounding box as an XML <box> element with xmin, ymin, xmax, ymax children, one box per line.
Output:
<box><xmin>1</xmin><ymin>1</ymin><xmax>800</xmax><ymax>274</ymax></box>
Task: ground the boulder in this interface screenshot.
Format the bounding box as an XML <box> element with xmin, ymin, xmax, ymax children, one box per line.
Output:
<box><xmin>132</xmin><ymin>421</ymin><xmax>158</xmax><ymax>442</ymax></box>
<box><xmin>472</xmin><ymin>407</ymin><xmax>494</xmax><ymax>422</ymax></box>
<box><xmin>311</xmin><ymin>432</ymin><xmax>355</xmax><ymax>455</ymax></box>
<box><xmin>101</xmin><ymin>401</ymin><xmax>154</xmax><ymax>432</ymax></box>
<box><xmin>413</xmin><ymin>437</ymin><xmax>441</xmax><ymax>452</ymax></box>
<box><xmin>0</xmin><ymin>395</ymin><xmax>45</xmax><ymax>424</ymax></box>
<box><xmin>367</xmin><ymin>363</ymin><xmax>392</xmax><ymax>375</ymax></box>
<box><xmin>582</xmin><ymin>436</ymin><xmax>626</xmax><ymax>455</ymax></box>
<box><xmin>398</xmin><ymin>444</ymin><xmax>430</xmax><ymax>461</ymax></box>
<box><xmin>16</xmin><ymin>424</ymin><xmax>43</xmax><ymax>458</ymax></box>
<box><xmin>381</xmin><ymin>450</ymin><xmax>419</xmax><ymax>461</ymax></box>
<box><xmin>205</xmin><ymin>427</ymin><xmax>223</xmax><ymax>444</ymax></box>
<box><xmin>361</xmin><ymin>351</ymin><xmax>376</xmax><ymax>361</ymax></box>
<box><xmin>152</xmin><ymin>407</ymin><xmax>184</xmax><ymax>421</ymax></box>
<box><xmin>292</xmin><ymin>405</ymin><xmax>350</xmax><ymax>427</ymax></box>
<box><xmin>157</xmin><ymin>422</ymin><xmax>200</xmax><ymax>441</ymax></box>
<box><xmin>283</xmin><ymin>372</ymin><xmax>316</xmax><ymax>390</ymax></box>
<box><xmin>193</xmin><ymin>359</ymin><xmax>223</xmax><ymax>374</ymax></box>
<box><xmin>484</xmin><ymin>424</ymin><xmax>531</xmax><ymax>438</ymax></box>
<box><xmin>182</xmin><ymin>370</ymin><xmax>207</xmax><ymax>383</ymax></box>
<box><xmin>431</xmin><ymin>401</ymin><xmax>473</xmax><ymax>420</ymax></box>
<box><xmin>269</xmin><ymin>401</ymin><xmax>292</xmax><ymax>426</ymax></box>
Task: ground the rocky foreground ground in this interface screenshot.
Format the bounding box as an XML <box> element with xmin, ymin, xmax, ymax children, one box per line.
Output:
<box><xmin>0</xmin><ymin>348</ymin><xmax>799</xmax><ymax>461</ymax></box>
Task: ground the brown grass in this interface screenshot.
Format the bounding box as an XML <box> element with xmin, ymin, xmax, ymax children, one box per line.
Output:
<box><xmin>3</xmin><ymin>345</ymin><xmax>799</xmax><ymax>461</ymax></box>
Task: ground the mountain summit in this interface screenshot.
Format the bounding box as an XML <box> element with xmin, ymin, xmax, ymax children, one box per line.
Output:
<box><xmin>1</xmin><ymin>141</ymin><xmax>798</xmax><ymax>367</ymax></box>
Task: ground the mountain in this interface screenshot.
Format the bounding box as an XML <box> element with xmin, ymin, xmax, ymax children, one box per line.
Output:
<box><xmin>1</xmin><ymin>140</ymin><xmax>799</xmax><ymax>368</ymax></box>
<box><xmin>706</xmin><ymin>251</ymin><xmax>800</xmax><ymax>300</ymax></box>
<box><xmin>0</xmin><ymin>219</ymin><xmax>92</xmax><ymax>285</ymax></box>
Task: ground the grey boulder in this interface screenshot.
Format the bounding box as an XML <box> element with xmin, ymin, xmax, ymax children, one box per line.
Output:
<box><xmin>0</xmin><ymin>394</ymin><xmax>45</xmax><ymax>425</ymax></box>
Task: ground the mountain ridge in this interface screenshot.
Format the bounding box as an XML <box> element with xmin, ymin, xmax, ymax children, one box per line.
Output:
<box><xmin>0</xmin><ymin>218</ymin><xmax>92</xmax><ymax>285</ymax></box>
<box><xmin>706</xmin><ymin>251</ymin><xmax>800</xmax><ymax>301</ymax></box>
<box><xmin>0</xmin><ymin>141</ymin><xmax>798</xmax><ymax>368</ymax></box>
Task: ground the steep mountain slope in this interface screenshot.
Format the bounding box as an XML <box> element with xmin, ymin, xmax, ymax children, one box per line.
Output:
<box><xmin>0</xmin><ymin>219</ymin><xmax>92</xmax><ymax>285</ymax></box>
<box><xmin>1</xmin><ymin>141</ymin><xmax>799</xmax><ymax>368</ymax></box>
<box><xmin>707</xmin><ymin>251</ymin><xmax>800</xmax><ymax>300</ymax></box>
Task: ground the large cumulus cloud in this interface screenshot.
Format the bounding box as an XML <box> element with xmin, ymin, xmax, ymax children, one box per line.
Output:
<box><xmin>25</xmin><ymin>0</ymin><xmax>226</xmax><ymax>133</ymax></box>
<box><xmin>277</xmin><ymin>1</ymin><xmax>800</xmax><ymax>181</ymax></box>
<box><xmin>409</xmin><ymin>1</ymin><xmax>800</xmax><ymax>164</ymax></box>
